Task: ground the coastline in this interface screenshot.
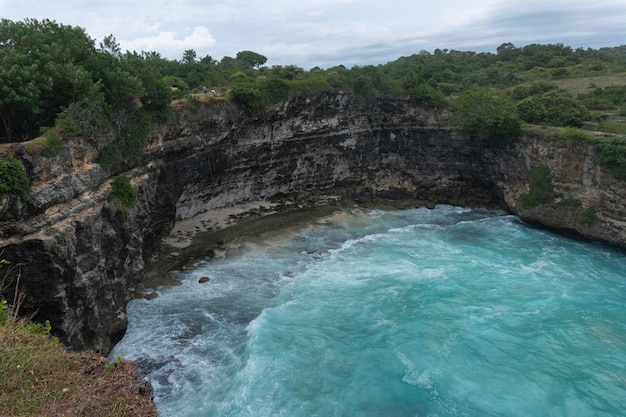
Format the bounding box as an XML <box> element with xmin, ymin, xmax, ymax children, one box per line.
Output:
<box><xmin>139</xmin><ymin>197</ymin><xmax>431</xmax><ymax>295</ymax></box>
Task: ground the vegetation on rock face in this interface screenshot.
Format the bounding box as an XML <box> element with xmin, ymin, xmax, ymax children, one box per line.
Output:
<box><xmin>595</xmin><ymin>137</ymin><xmax>626</xmax><ymax>179</ymax></box>
<box><xmin>0</xmin><ymin>156</ymin><xmax>30</xmax><ymax>197</ymax></box>
<box><xmin>108</xmin><ymin>176</ymin><xmax>138</xmax><ymax>210</ymax></box>
<box><xmin>520</xmin><ymin>165</ymin><xmax>555</xmax><ymax>208</ymax></box>
<box><xmin>97</xmin><ymin>107</ymin><xmax>151</xmax><ymax>173</ymax></box>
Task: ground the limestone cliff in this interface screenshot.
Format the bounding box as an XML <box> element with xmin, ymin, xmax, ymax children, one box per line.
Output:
<box><xmin>0</xmin><ymin>92</ymin><xmax>624</xmax><ymax>353</ymax></box>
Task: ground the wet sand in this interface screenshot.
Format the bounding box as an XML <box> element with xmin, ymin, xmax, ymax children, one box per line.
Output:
<box><xmin>139</xmin><ymin>197</ymin><xmax>429</xmax><ymax>295</ymax></box>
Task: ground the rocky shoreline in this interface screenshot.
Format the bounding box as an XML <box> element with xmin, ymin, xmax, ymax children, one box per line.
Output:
<box><xmin>2</xmin><ymin>93</ymin><xmax>626</xmax><ymax>354</ymax></box>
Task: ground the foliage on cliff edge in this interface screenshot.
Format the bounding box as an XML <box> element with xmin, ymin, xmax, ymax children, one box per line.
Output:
<box><xmin>0</xmin><ymin>262</ymin><xmax>156</xmax><ymax>417</ymax></box>
<box><xmin>0</xmin><ymin>315</ymin><xmax>157</xmax><ymax>417</ymax></box>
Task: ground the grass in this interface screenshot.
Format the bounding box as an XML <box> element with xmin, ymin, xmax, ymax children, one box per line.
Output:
<box><xmin>552</xmin><ymin>73</ymin><xmax>626</xmax><ymax>96</ymax></box>
<box><xmin>0</xmin><ymin>317</ymin><xmax>157</xmax><ymax>417</ymax></box>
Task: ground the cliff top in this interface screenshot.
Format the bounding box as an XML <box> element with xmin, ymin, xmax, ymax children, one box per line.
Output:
<box><xmin>0</xmin><ymin>316</ymin><xmax>157</xmax><ymax>417</ymax></box>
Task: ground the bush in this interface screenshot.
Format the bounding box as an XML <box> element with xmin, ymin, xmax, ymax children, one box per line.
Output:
<box><xmin>230</xmin><ymin>85</ymin><xmax>264</xmax><ymax>114</ymax></box>
<box><xmin>520</xmin><ymin>165</ymin><xmax>554</xmax><ymax>208</ymax></box>
<box><xmin>260</xmin><ymin>78</ymin><xmax>290</xmax><ymax>103</ymax></box>
<box><xmin>595</xmin><ymin>136</ymin><xmax>626</xmax><ymax>179</ymax></box>
<box><xmin>553</xmin><ymin>127</ymin><xmax>587</xmax><ymax>144</ymax></box>
<box><xmin>289</xmin><ymin>76</ymin><xmax>331</xmax><ymax>95</ymax></box>
<box><xmin>0</xmin><ymin>156</ymin><xmax>30</xmax><ymax>197</ymax></box>
<box><xmin>518</xmin><ymin>92</ymin><xmax>590</xmax><ymax>127</ymax></box>
<box><xmin>97</xmin><ymin>107</ymin><xmax>151</xmax><ymax>172</ymax></box>
<box><xmin>41</xmin><ymin>129</ymin><xmax>62</xmax><ymax>157</ymax></box>
<box><xmin>56</xmin><ymin>97</ymin><xmax>111</xmax><ymax>138</ymax></box>
<box><xmin>451</xmin><ymin>90</ymin><xmax>521</xmax><ymax>143</ymax></box>
<box><xmin>108</xmin><ymin>176</ymin><xmax>137</xmax><ymax>210</ymax></box>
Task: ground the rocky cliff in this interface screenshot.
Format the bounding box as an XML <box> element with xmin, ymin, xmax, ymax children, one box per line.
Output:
<box><xmin>1</xmin><ymin>92</ymin><xmax>624</xmax><ymax>353</ymax></box>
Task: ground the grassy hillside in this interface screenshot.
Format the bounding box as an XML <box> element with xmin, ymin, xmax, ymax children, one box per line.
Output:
<box><xmin>0</xmin><ymin>308</ymin><xmax>156</xmax><ymax>417</ymax></box>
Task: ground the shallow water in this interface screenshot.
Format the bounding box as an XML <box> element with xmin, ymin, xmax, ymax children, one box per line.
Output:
<box><xmin>111</xmin><ymin>205</ymin><xmax>626</xmax><ymax>417</ymax></box>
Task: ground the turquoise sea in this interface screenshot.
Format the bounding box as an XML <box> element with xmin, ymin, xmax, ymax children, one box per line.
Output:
<box><xmin>111</xmin><ymin>205</ymin><xmax>626</xmax><ymax>416</ymax></box>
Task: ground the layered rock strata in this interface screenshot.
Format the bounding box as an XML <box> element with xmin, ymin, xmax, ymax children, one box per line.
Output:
<box><xmin>1</xmin><ymin>92</ymin><xmax>624</xmax><ymax>353</ymax></box>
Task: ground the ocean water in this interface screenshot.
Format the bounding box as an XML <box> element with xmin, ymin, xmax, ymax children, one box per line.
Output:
<box><xmin>111</xmin><ymin>205</ymin><xmax>626</xmax><ymax>417</ymax></box>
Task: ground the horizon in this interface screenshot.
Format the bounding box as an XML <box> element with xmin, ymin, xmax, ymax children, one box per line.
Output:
<box><xmin>2</xmin><ymin>1</ymin><xmax>626</xmax><ymax>69</ymax></box>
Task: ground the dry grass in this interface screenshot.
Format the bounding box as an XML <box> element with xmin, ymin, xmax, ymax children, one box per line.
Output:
<box><xmin>552</xmin><ymin>73</ymin><xmax>626</xmax><ymax>95</ymax></box>
<box><xmin>0</xmin><ymin>319</ymin><xmax>157</xmax><ymax>417</ymax></box>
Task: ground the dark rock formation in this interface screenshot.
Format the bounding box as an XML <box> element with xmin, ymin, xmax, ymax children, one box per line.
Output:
<box><xmin>1</xmin><ymin>92</ymin><xmax>624</xmax><ymax>353</ymax></box>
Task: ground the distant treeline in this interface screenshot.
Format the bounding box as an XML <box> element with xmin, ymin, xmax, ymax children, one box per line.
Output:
<box><xmin>2</xmin><ymin>18</ymin><xmax>626</xmax><ymax>143</ymax></box>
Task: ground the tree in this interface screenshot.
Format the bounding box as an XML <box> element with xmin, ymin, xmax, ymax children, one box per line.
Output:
<box><xmin>236</xmin><ymin>50</ymin><xmax>267</xmax><ymax>69</ymax></box>
<box><xmin>182</xmin><ymin>49</ymin><xmax>197</xmax><ymax>65</ymax></box>
<box><xmin>451</xmin><ymin>90</ymin><xmax>521</xmax><ymax>142</ymax></box>
<box><xmin>99</xmin><ymin>34</ymin><xmax>121</xmax><ymax>58</ymax></box>
<box><xmin>0</xmin><ymin>18</ymin><xmax>97</xmax><ymax>139</ymax></box>
<box><xmin>517</xmin><ymin>92</ymin><xmax>590</xmax><ymax>127</ymax></box>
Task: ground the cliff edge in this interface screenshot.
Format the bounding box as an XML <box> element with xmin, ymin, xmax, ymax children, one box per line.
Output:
<box><xmin>1</xmin><ymin>92</ymin><xmax>624</xmax><ymax>353</ymax></box>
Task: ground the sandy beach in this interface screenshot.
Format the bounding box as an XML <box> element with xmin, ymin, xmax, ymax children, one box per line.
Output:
<box><xmin>162</xmin><ymin>201</ymin><xmax>281</xmax><ymax>249</ymax></box>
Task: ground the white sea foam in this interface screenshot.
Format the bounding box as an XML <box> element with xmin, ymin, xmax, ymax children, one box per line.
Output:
<box><xmin>111</xmin><ymin>206</ymin><xmax>626</xmax><ymax>417</ymax></box>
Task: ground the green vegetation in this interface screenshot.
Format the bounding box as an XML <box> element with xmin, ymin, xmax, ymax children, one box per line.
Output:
<box><xmin>582</xmin><ymin>206</ymin><xmax>597</xmax><ymax>226</ymax></box>
<box><xmin>553</xmin><ymin>127</ymin><xmax>588</xmax><ymax>144</ymax></box>
<box><xmin>520</xmin><ymin>165</ymin><xmax>555</xmax><ymax>208</ymax></box>
<box><xmin>97</xmin><ymin>107</ymin><xmax>151</xmax><ymax>172</ymax></box>
<box><xmin>0</xmin><ymin>260</ymin><xmax>156</xmax><ymax>416</ymax></box>
<box><xmin>3</xmin><ymin>18</ymin><xmax>626</xmax><ymax>179</ymax></box>
<box><xmin>108</xmin><ymin>176</ymin><xmax>138</xmax><ymax>210</ymax></box>
<box><xmin>0</xmin><ymin>156</ymin><xmax>30</xmax><ymax>197</ymax></box>
<box><xmin>451</xmin><ymin>90</ymin><xmax>521</xmax><ymax>142</ymax></box>
<box><xmin>41</xmin><ymin>128</ymin><xmax>62</xmax><ymax>157</ymax></box>
<box><xmin>595</xmin><ymin>137</ymin><xmax>626</xmax><ymax>179</ymax></box>
<box><xmin>0</xmin><ymin>315</ymin><xmax>156</xmax><ymax>416</ymax></box>
<box><xmin>557</xmin><ymin>198</ymin><xmax>582</xmax><ymax>207</ymax></box>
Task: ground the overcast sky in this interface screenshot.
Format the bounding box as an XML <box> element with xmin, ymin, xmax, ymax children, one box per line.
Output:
<box><xmin>2</xmin><ymin>1</ymin><xmax>626</xmax><ymax>69</ymax></box>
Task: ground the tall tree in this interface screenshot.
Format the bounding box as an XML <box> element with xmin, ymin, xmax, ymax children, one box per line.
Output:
<box><xmin>0</xmin><ymin>18</ymin><xmax>96</xmax><ymax>139</ymax></box>
<box><xmin>236</xmin><ymin>50</ymin><xmax>267</xmax><ymax>69</ymax></box>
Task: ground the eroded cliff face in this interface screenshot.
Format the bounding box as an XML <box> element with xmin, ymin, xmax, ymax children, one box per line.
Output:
<box><xmin>1</xmin><ymin>92</ymin><xmax>624</xmax><ymax>353</ymax></box>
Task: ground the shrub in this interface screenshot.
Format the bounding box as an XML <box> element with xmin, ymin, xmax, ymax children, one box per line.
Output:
<box><xmin>582</xmin><ymin>207</ymin><xmax>597</xmax><ymax>226</ymax></box>
<box><xmin>108</xmin><ymin>176</ymin><xmax>137</xmax><ymax>210</ymax></box>
<box><xmin>451</xmin><ymin>90</ymin><xmax>522</xmax><ymax>143</ymax></box>
<box><xmin>520</xmin><ymin>165</ymin><xmax>554</xmax><ymax>208</ymax></box>
<box><xmin>41</xmin><ymin>129</ymin><xmax>62</xmax><ymax>157</ymax></box>
<box><xmin>0</xmin><ymin>156</ymin><xmax>30</xmax><ymax>197</ymax></box>
<box><xmin>97</xmin><ymin>107</ymin><xmax>151</xmax><ymax>172</ymax></box>
<box><xmin>56</xmin><ymin>97</ymin><xmax>111</xmax><ymax>138</ymax></box>
<box><xmin>230</xmin><ymin>85</ymin><xmax>264</xmax><ymax>114</ymax></box>
<box><xmin>558</xmin><ymin>198</ymin><xmax>581</xmax><ymax>207</ymax></box>
<box><xmin>289</xmin><ymin>76</ymin><xmax>331</xmax><ymax>95</ymax></box>
<box><xmin>595</xmin><ymin>136</ymin><xmax>626</xmax><ymax>179</ymax></box>
<box><xmin>260</xmin><ymin>78</ymin><xmax>290</xmax><ymax>103</ymax></box>
<box><xmin>517</xmin><ymin>92</ymin><xmax>590</xmax><ymax>127</ymax></box>
<box><xmin>553</xmin><ymin>127</ymin><xmax>587</xmax><ymax>144</ymax></box>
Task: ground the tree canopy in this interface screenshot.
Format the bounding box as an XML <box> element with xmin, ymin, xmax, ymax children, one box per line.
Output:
<box><xmin>2</xmin><ymin>19</ymin><xmax>626</xmax><ymax>147</ymax></box>
<box><xmin>451</xmin><ymin>90</ymin><xmax>522</xmax><ymax>142</ymax></box>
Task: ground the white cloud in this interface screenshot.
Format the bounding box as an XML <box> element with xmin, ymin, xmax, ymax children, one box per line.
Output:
<box><xmin>2</xmin><ymin>0</ymin><xmax>626</xmax><ymax>68</ymax></box>
<box><xmin>120</xmin><ymin>26</ymin><xmax>216</xmax><ymax>58</ymax></box>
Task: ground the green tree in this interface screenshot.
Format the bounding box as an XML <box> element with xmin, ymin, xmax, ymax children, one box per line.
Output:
<box><xmin>451</xmin><ymin>90</ymin><xmax>521</xmax><ymax>142</ymax></box>
<box><xmin>0</xmin><ymin>19</ymin><xmax>97</xmax><ymax>139</ymax></box>
<box><xmin>182</xmin><ymin>49</ymin><xmax>197</xmax><ymax>65</ymax></box>
<box><xmin>236</xmin><ymin>50</ymin><xmax>267</xmax><ymax>69</ymax></box>
<box><xmin>517</xmin><ymin>92</ymin><xmax>590</xmax><ymax>127</ymax></box>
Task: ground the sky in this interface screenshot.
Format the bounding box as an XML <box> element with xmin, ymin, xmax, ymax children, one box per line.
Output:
<box><xmin>2</xmin><ymin>0</ymin><xmax>626</xmax><ymax>69</ymax></box>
